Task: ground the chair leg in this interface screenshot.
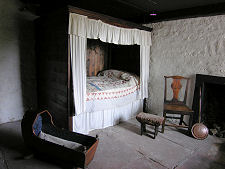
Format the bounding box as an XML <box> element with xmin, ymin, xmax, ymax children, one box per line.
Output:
<box><xmin>179</xmin><ymin>114</ymin><xmax>184</xmax><ymax>125</ymax></box>
<box><xmin>188</xmin><ymin>114</ymin><xmax>193</xmax><ymax>135</ymax></box>
<box><xmin>162</xmin><ymin>111</ymin><xmax>166</xmax><ymax>133</ymax></box>
<box><xmin>141</xmin><ymin>123</ymin><xmax>143</xmax><ymax>135</ymax></box>
<box><xmin>154</xmin><ymin>125</ymin><xmax>159</xmax><ymax>139</ymax></box>
<box><xmin>143</xmin><ymin>123</ymin><xmax>146</xmax><ymax>132</ymax></box>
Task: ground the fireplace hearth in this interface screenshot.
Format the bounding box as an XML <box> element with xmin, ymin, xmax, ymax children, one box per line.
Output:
<box><xmin>192</xmin><ymin>74</ymin><xmax>225</xmax><ymax>137</ymax></box>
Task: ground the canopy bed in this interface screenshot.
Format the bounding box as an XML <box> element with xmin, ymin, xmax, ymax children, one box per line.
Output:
<box><xmin>36</xmin><ymin>6</ymin><xmax>152</xmax><ymax>133</ymax></box>
<box><xmin>69</xmin><ymin>13</ymin><xmax>152</xmax><ymax>133</ymax></box>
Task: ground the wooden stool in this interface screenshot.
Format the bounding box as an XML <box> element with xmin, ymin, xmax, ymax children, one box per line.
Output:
<box><xmin>136</xmin><ymin>112</ymin><xmax>165</xmax><ymax>139</ymax></box>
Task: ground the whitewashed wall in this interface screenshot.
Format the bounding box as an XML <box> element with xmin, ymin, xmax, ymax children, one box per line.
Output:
<box><xmin>145</xmin><ymin>15</ymin><xmax>225</xmax><ymax>115</ymax></box>
<box><xmin>0</xmin><ymin>0</ymin><xmax>37</xmax><ymax>124</ymax></box>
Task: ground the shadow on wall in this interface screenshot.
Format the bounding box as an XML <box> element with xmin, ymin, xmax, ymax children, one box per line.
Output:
<box><xmin>0</xmin><ymin>0</ymin><xmax>38</xmax><ymax>124</ymax></box>
<box><xmin>18</xmin><ymin>12</ymin><xmax>38</xmax><ymax>112</ymax></box>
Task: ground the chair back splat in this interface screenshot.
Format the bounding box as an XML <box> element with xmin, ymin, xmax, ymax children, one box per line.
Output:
<box><xmin>164</xmin><ymin>76</ymin><xmax>189</xmax><ymax>104</ymax></box>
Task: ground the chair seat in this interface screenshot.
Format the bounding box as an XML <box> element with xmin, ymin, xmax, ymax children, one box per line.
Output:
<box><xmin>136</xmin><ymin>112</ymin><xmax>164</xmax><ymax>126</ymax></box>
<box><xmin>164</xmin><ymin>104</ymin><xmax>194</xmax><ymax>113</ymax></box>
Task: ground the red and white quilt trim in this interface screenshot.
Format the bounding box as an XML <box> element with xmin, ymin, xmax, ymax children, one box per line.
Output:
<box><xmin>87</xmin><ymin>85</ymin><xmax>139</xmax><ymax>101</ymax></box>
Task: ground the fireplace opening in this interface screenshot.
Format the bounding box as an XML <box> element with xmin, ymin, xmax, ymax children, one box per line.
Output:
<box><xmin>202</xmin><ymin>83</ymin><xmax>225</xmax><ymax>137</ymax></box>
<box><xmin>192</xmin><ymin>74</ymin><xmax>225</xmax><ymax>138</ymax></box>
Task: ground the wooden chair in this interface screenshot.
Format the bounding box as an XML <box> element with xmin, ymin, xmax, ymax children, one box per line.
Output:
<box><xmin>161</xmin><ymin>76</ymin><xmax>194</xmax><ymax>134</ymax></box>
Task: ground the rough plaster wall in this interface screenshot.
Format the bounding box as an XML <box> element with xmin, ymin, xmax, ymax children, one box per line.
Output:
<box><xmin>145</xmin><ymin>15</ymin><xmax>225</xmax><ymax>115</ymax></box>
<box><xmin>0</xmin><ymin>0</ymin><xmax>37</xmax><ymax>124</ymax></box>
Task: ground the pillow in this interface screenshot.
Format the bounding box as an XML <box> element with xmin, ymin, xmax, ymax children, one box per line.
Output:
<box><xmin>97</xmin><ymin>69</ymin><xmax>123</xmax><ymax>78</ymax></box>
<box><xmin>120</xmin><ymin>73</ymin><xmax>132</xmax><ymax>81</ymax></box>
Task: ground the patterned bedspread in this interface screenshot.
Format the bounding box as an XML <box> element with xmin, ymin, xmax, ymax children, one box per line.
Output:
<box><xmin>87</xmin><ymin>70</ymin><xmax>139</xmax><ymax>101</ymax></box>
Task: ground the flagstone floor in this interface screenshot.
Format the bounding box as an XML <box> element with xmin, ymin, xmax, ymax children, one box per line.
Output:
<box><xmin>0</xmin><ymin>119</ymin><xmax>225</xmax><ymax>169</ymax></box>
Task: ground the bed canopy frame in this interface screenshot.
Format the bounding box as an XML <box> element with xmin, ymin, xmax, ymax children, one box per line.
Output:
<box><xmin>36</xmin><ymin>5</ymin><xmax>152</xmax><ymax>132</ymax></box>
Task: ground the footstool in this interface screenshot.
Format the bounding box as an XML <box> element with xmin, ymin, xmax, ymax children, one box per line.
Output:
<box><xmin>136</xmin><ymin>112</ymin><xmax>165</xmax><ymax>139</ymax></box>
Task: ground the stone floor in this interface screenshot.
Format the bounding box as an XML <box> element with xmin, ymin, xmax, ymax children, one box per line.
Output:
<box><xmin>0</xmin><ymin>119</ymin><xmax>225</xmax><ymax>169</ymax></box>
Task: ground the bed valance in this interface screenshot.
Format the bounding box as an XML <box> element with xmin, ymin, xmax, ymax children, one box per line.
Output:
<box><xmin>69</xmin><ymin>13</ymin><xmax>152</xmax><ymax>46</ymax></box>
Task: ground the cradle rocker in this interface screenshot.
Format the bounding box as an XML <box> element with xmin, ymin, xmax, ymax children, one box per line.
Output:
<box><xmin>21</xmin><ymin>110</ymin><xmax>99</xmax><ymax>169</ymax></box>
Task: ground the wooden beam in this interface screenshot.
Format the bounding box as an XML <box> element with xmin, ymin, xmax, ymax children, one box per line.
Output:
<box><xmin>68</xmin><ymin>5</ymin><xmax>152</xmax><ymax>32</ymax></box>
<box><xmin>142</xmin><ymin>2</ymin><xmax>225</xmax><ymax>23</ymax></box>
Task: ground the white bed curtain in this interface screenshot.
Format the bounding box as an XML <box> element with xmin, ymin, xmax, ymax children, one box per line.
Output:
<box><xmin>70</xmin><ymin>35</ymin><xmax>87</xmax><ymax>115</ymax></box>
<box><xmin>140</xmin><ymin>46</ymin><xmax>150</xmax><ymax>99</ymax></box>
<box><xmin>69</xmin><ymin>13</ymin><xmax>152</xmax><ymax>116</ymax></box>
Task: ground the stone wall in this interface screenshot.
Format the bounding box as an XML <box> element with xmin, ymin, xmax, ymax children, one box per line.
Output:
<box><xmin>0</xmin><ymin>0</ymin><xmax>37</xmax><ymax>124</ymax></box>
<box><xmin>145</xmin><ymin>15</ymin><xmax>225</xmax><ymax>115</ymax></box>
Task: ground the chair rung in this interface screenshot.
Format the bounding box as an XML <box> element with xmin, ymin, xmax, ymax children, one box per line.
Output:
<box><xmin>182</xmin><ymin>121</ymin><xmax>188</xmax><ymax>126</ymax></box>
<box><xmin>165</xmin><ymin>112</ymin><xmax>193</xmax><ymax>115</ymax></box>
<box><xmin>165</xmin><ymin>116</ymin><xmax>181</xmax><ymax>119</ymax></box>
<box><xmin>165</xmin><ymin>123</ymin><xmax>189</xmax><ymax>128</ymax></box>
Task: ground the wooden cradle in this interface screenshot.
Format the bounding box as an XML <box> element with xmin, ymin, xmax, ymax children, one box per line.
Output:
<box><xmin>21</xmin><ymin>110</ymin><xmax>99</xmax><ymax>169</ymax></box>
